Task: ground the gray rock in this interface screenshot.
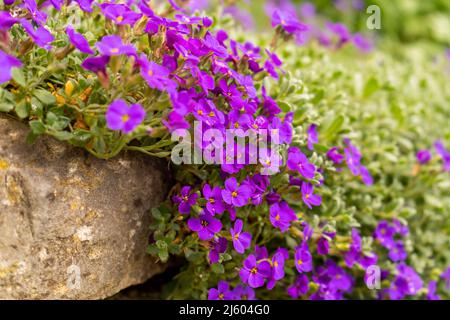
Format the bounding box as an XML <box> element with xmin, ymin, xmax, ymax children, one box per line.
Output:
<box><xmin>0</xmin><ymin>115</ymin><xmax>169</xmax><ymax>299</ymax></box>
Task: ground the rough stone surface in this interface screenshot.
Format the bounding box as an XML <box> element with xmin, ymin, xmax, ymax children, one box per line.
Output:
<box><xmin>0</xmin><ymin>115</ymin><xmax>170</xmax><ymax>299</ymax></box>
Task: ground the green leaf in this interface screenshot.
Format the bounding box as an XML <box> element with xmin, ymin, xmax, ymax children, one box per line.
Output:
<box><xmin>34</xmin><ymin>89</ymin><xmax>56</xmax><ymax>105</ymax></box>
<box><xmin>51</xmin><ymin>131</ymin><xmax>73</xmax><ymax>141</ymax></box>
<box><xmin>11</xmin><ymin>68</ymin><xmax>26</xmax><ymax>87</ymax></box>
<box><xmin>29</xmin><ymin>120</ymin><xmax>46</xmax><ymax>135</ymax></box>
<box><xmin>323</xmin><ymin>115</ymin><xmax>344</xmax><ymax>139</ymax></box>
<box><xmin>15</xmin><ymin>101</ymin><xmax>30</xmax><ymax>119</ymax></box>
<box><xmin>278</xmin><ymin>101</ymin><xmax>292</xmax><ymax>112</ymax></box>
<box><xmin>0</xmin><ymin>103</ymin><xmax>14</xmax><ymax>112</ymax></box>
<box><xmin>363</xmin><ymin>77</ymin><xmax>380</xmax><ymax>98</ymax></box>
<box><xmin>211</xmin><ymin>263</ymin><xmax>224</xmax><ymax>274</ymax></box>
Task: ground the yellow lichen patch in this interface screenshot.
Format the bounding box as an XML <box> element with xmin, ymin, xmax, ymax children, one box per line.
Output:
<box><xmin>6</xmin><ymin>178</ymin><xmax>24</xmax><ymax>205</ymax></box>
<box><xmin>88</xmin><ymin>247</ymin><xmax>102</xmax><ymax>260</ymax></box>
<box><xmin>70</xmin><ymin>202</ymin><xmax>79</xmax><ymax>211</ymax></box>
<box><xmin>53</xmin><ymin>283</ymin><xmax>69</xmax><ymax>296</ymax></box>
<box><xmin>0</xmin><ymin>159</ymin><xmax>9</xmax><ymax>170</ymax></box>
<box><xmin>84</xmin><ymin>210</ymin><xmax>98</xmax><ymax>223</ymax></box>
<box><xmin>0</xmin><ymin>262</ymin><xmax>19</xmax><ymax>278</ymax></box>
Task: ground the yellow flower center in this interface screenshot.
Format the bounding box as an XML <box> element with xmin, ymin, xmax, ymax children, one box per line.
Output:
<box><xmin>297</xmin><ymin>259</ymin><xmax>303</xmax><ymax>266</ymax></box>
<box><xmin>275</xmin><ymin>214</ymin><xmax>280</xmax><ymax>221</ymax></box>
<box><xmin>274</xmin><ymin>261</ymin><xmax>279</xmax><ymax>267</ymax></box>
<box><xmin>209</xmin><ymin>111</ymin><xmax>215</xmax><ymax>117</ymax></box>
<box><xmin>121</xmin><ymin>114</ymin><xmax>129</xmax><ymax>122</ymax></box>
<box><xmin>209</xmin><ymin>198</ymin><xmax>215</xmax><ymax>204</ymax></box>
<box><xmin>218</xmin><ymin>293</ymin><xmax>224</xmax><ymax>299</ymax></box>
<box><xmin>147</xmin><ymin>69</ymin><xmax>154</xmax><ymax>76</ymax></box>
<box><xmin>234</xmin><ymin>122</ymin><xmax>240</xmax><ymax>129</ymax></box>
<box><xmin>250</xmin><ymin>267</ymin><xmax>258</xmax><ymax>274</ymax></box>
<box><xmin>116</xmin><ymin>16</ymin><xmax>124</xmax><ymax>23</ymax></box>
<box><xmin>231</xmin><ymin>191</ymin><xmax>238</xmax><ymax>198</ymax></box>
<box><xmin>110</xmin><ymin>48</ymin><xmax>119</xmax><ymax>54</ymax></box>
<box><xmin>197</xmin><ymin>109</ymin><xmax>203</xmax><ymax>115</ymax></box>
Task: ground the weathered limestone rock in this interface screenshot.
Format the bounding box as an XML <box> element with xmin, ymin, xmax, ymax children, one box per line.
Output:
<box><xmin>0</xmin><ymin>115</ymin><xmax>170</xmax><ymax>299</ymax></box>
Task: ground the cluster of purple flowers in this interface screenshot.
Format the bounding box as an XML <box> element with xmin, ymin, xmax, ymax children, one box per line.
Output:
<box><xmin>266</xmin><ymin>0</ymin><xmax>374</xmax><ymax>52</ymax></box>
<box><xmin>326</xmin><ymin>139</ymin><xmax>373</xmax><ymax>185</ymax></box>
<box><xmin>416</xmin><ymin>140</ymin><xmax>450</xmax><ymax>172</ymax></box>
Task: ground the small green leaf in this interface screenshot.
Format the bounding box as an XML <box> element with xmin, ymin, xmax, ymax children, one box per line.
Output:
<box><xmin>323</xmin><ymin>115</ymin><xmax>344</xmax><ymax>139</ymax></box>
<box><xmin>15</xmin><ymin>101</ymin><xmax>30</xmax><ymax>119</ymax></box>
<box><xmin>211</xmin><ymin>263</ymin><xmax>224</xmax><ymax>274</ymax></box>
<box><xmin>34</xmin><ymin>89</ymin><xmax>56</xmax><ymax>105</ymax></box>
<box><xmin>51</xmin><ymin>131</ymin><xmax>73</xmax><ymax>141</ymax></box>
<box><xmin>0</xmin><ymin>103</ymin><xmax>14</xmax><ymax>112</ymax></box>
<box><xmin>363</xmin><ymin>77</ymin><xmax>380</xmax><ymax>98</ymax></box>
<box><xmin>29</xmin><ymin>120</ymin><xmax>46</xmax><ymax>134</ymax></box>
<box><xmin>11</xmin><ymin>68</ymin><xmax>26</xmax><ymax>87</ymax></box>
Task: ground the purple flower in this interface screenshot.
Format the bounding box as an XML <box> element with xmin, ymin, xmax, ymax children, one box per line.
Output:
<box><xmin>392</xmin><ymin>218</ymin><xmax>409</xmax><ymax>237</ymax></box>
<box><xmin>232</xmin><ymin>285</ymin><xmax>256</xmax><ymax>300</ymax></box>
<box><xmin>374</xmin><ymin>220</ymin><xmax>395</xmax><ymax>248</ymax></box>
<box><xmin>0</xmin><ymin>50</ymin><xmax>22</xmax><ymax>84</ymax></box>
<box><xmin>239</xmin><ymin>254</ymin><xmax>272</xmax><ymax>288</ymax></box>
<box><xmin>66</xmin><ymin>26</ymin><xmax>94</xmax><ymax>54</ymax></box>
<box><xmin>427</xmin><ymin>281</ymin><xmax>440</xmax><ymax>300</ymax></box>
<box><xmin>344</xmin><ymin>228</ymin><xmax>361</xmax><ymax>267</ymax></box>
<box><xmin>271</xmin><ymin>9</ymin><xmax>309</xmax><ymax>35</ymax></box>
<box><xmin>49</xmin><ymin>0</ymin><xmax>64</xmax><ymax>11</ymax></box>
<box><xmin>434</xmin><ymin>140</ymin><xmax>450</xmax><ymax>171</ymax></box>
<box><xmin>221</xmin><ymin>177</ymin><xmax>252</xmax><ymax>207</ymax></box>
<box><xmin>287</xmin><ymin>274</ymin><xmax>309</xmax><ymax>298</ymax></box>
<box><xmin>140</xmin><ymin>57</ymin><xmax>177</xmax><ymax>94</ymax></box>
<box><xmin>203</xmin><ymin>184</ymin><xmax>225</xmax><ymax>215</ymax></box>
<box><xmin>23</xmin><ymin>0</ymin><xmax>47</xmax><ymax>25</ymax></box>
<box><xmin>208</xmin><ymin>237</ymin><xmax>227</xmax><ymax>264</ymax></box>
<box><xmin>0</xmin><ymin>11</ymin><xmax>19</xmax><ymax>30</ymax></box>
<box><xmin>230</xmin><ymin>219</ymin><xmax>252</xmax><ymax>254</ymax></box>
<box><xmin>294</xmin><ymin>242</ymin><xmax>313</xmax><ymax>273</ymax></box>
<box><xmin>81</xmin><ymin>55</ymin><xmax>110</xmax><ymax>73</ymax></box>
<box><xmin>441</xmin><ymin>267</ymin><xmax>450</xmax><ymax>289</ymax></box>
<box><xmin>101</xmin><ymin>3</ymin><xmax>142</xmax><ymax>26</ymax></box>
<box><xmin>388</xmin><ymin>264</ymin><xmax>423</xmax><ymax>299</ymax></box>
<box><xmin>287</xmin><ymin>147</ymin><xmax>316</xmax><ymax>179</ymax></box>
<box><xmin>172</xmin><ymin>186</ymin><xmax>198</xmax><ymax>214</ymax></box>
<box><xmin>416</xmin><ymin>149</ymin><xmax>431</xmax><ymax>164</ymax></box>
<box><xmin>21</xmin><ymin>19</ymin><xmax>54</xmax><ymax>50</ymax></box>
<box><xmin>163</xmin><ymin>111</ymin><xmax>190</xmax><ymax>132</ymax></box>
<box><xmin>388</xmin><ymin>240</ymin><xmax>407</xmax><ymax>262</ymax></box>
<box><xmin>301</xmin><ymin>182</ymin><xmax>322</xmax><ymax>209</ymax></box>
<box><xmin>267</xmin><ymin>251</ymin><xmax>286</xmax><ymax>290</ymax></box>
<box><xmin>326</xmin><ymin>22</ymin><xmax>351</xmax><ymax>45</ymax></box>
<box><xmin>326</xmin><ymin>147</ymin><xmax>344</xmax><ymax>164</ymax></box>
<box><xmin>96</xmin><ymin>35</ymin><xmax>136</xmax><ymax>56</ymax></box>
<box><xmin>105</xmin><ymin>99</ymin><xmax>146</xmax><ymax>134</ymax></box>
<box><xmin>360</xmin><ymin>165</ymin><xmax>373</xmax><ymax>186</ymax></box>
<box><xmin>75</xmin><ymin>0</ymin><xmax>94</xmax><ymax>12</ymax></box>
<box><xmin>317</xmin><ymin>237</ymin><xmax>329</xmax><ymax>255</ymax></box>
<box><xmin>208</xmin><ymin>280</ymin><xmax>234</xmax><ymax>300</ymax></box>
<box><xmin>187</xmin><ymin>212</ymin><xmax>222</xmax><ymax>241</ymax></box>
<box><xmin>300</xmin><ymin>3</ymin><xmax>316</xmax><ymax>19</ymax></box>
<box><xmin>307</xmin><ymin>124</ymin><xmax>318</xmax><ymax>150</ymax></box>
<box><xmin>269</xmin><ymin>201</ymin><xmax>297</xmax><ymax>232</ymax></box>
<box><xmin>352</xmin><ymin>33</ymin><xmax>373</xmax><ymax>53</ymax></box>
